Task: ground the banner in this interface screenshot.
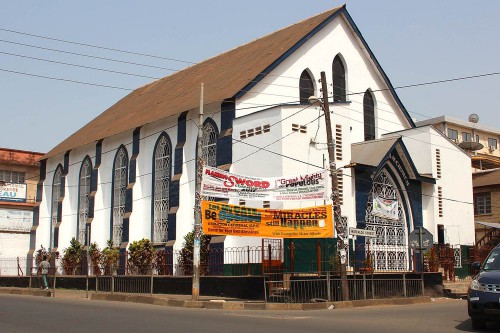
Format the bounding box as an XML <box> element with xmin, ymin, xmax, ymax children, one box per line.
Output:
<box><xmin>202</xmin><ymin>201</ymin><xmax>333</xmax><ymax>238</ymax></box>
<box><xmin>201</xmin><ymin>166</ymin><xmax>328</xmax><ymax>201</ymax></box>
<box><xmin>0</xmin><ymin>183</ymin><xmax>27</xmax><ymax>202</ymax></box>
<box><xmin>371</xmin><ymin>194</ymin><xmax>399</xmax><ymax>220</ymax></box>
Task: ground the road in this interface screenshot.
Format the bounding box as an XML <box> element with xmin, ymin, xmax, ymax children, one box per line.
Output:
<box><xmin>0</xmin><ymin>295</ymin><xmax>498</xmax><ymax>333</ymax></box>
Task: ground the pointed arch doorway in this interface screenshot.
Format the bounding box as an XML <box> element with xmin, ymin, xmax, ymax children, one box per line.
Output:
<box><xmin>365</xmin><ymin>169</ymin><xmax>410</xmax><ymax>271</ymax></box>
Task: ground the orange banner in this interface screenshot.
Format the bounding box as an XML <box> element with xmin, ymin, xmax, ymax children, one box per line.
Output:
<box><xmin>202</xmin><ymin>201</ymin><xmax>333</xmax><ymax>238</ymax></box>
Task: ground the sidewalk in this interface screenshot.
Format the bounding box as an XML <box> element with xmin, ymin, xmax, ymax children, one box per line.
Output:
<box><xmin>0</xmin><ymin>287</ymin><xmax>437</xmax><ymax>310</ymax></box>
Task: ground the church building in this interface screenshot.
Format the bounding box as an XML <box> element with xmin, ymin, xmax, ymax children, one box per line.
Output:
<box><xmin>29</xmin><ymin>5</ymin><xmax>474</xmax><ymax>273</ymax></box>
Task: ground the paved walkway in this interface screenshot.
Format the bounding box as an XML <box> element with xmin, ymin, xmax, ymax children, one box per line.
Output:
<box><xmin>0</xmin><ymin>287</ymin><xmax>443</xmax><ymax>310</ymax></box>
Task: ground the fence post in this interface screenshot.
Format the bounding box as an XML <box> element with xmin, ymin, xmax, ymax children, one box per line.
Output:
<box><xmin>95</xmin><ymin>276</ymin><xmax>98</xmax><ymax>293</ymax></box>
<box><xmin>362</xmin><ymin>274</ymin><xmax>366</xmax><ymax>299</ymax></box>
<box><xmin>150</xmin><ymin>264</ymin><xmax>154</xmax><ymax>296</ymax></box>
<box><xmin>52</xmin><ymin>274</ymin><xmax>56</xmax><ymax>297</ymax></box>
<box><xmin>326</xmin><ymin>271</ymin><xmax>331</xmax><ymax>302</ymax></box>
<box><xmin>403</xmin><ymin>272</ymin><xmax>407</xmax><ymax>298</ymax></box>
<box><xmin>317</xmin><ymin>240</ymin><xmax>321</xmax><ymax>273</ymax></box>
<box><xmin>421</xmin><ymin>272</ymin><xmax>425</xmax><ymax>296</ymax></box>
<box><xmin>247</xmin><ymin>246</ymin><xmax>250</xmax><ymax>276</ymax></box>
<box><xmin>29</xmin><ymin>272</ymin><xmax>32</xmax><ymax>290</ymax></box>
<box><xmin>371</xmin><ymin>274</ymin><xmax>375</xmax><ymax>299</ymax></box>
<box><xmin>111</xmin><ymin>274</ymin><xmax>115</xmax><ymax>294</ymax></box>
<box><xmin>290</xmin><ymin>241</ymin><xmax>295</xmax><ymax>274</ymax></box>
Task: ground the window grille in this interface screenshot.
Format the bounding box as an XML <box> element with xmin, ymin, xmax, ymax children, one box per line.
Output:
<box><xmin>153</xmin><ymin>135</ymin><xmax>171</xmax><ymax>244</ymax></box>
<box><xmin>453</xmin><ymin>247</ymin><xmax>462</xmax><ymax>268</ymax></box>
<box><xmin>78</xmin><ymin>158</ymin><xmax>92</xmax><ymax>244</ymax></box>
<box><xmin>201</xmin><ymin>121</ymin><xmax>218</xmax><ymax>202</ymax></box>
<box><xmin>112</xmin><ymin>147</ymin><xmax>128</xmax><ymax>245</ymax></box>
<box><xmin>50</xmin><ymin>166</ymin><xmax>63</xmax><ymax>248</ymax></box>
<box><xmin>0</xmin><ymin>170</ymin><xmax>25</xmax><ymax>183</ymax></box>
<box><xmin>365</xmin><ymin>170</ymin><xmax>408</xmax><ymax>270</ymax></box>
<box><xmin>263</xmin><ymin>124</ymin><xmax>271</xmax><ymax>133</ymax></box>
<box><xmin>239</xmin><ymin>199</ymin><xmax>246</xmax><ymax>206</ymax></box>
<box><xmin>255</xmin><ymin>126</ymin><xmax>262</xmax><ymax>135</ymax></box>
<box><xmin>337</xmin><ymin>170</ymin><xmax>343</xmax><ymax>204</ymax></box>
<box><xmin>263</xmin><ymin>201</ymin><xmax>270</xmax><ymax>209</ymax></box>
<box><xmin>240</xmin><ymin>131</ymin><xmax>246</xmax><ymax>139</ymax></box>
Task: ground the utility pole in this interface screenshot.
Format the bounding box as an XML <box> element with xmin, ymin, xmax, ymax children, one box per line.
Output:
<box><xmin>192</xmin><ymin>82</ymin><xmax>204</xmax><ymax>301</ymax></box>
<box><xmin>319</xmin><ymin>71</ymin><xmax>349</xmax><ymax>301</ymax></box>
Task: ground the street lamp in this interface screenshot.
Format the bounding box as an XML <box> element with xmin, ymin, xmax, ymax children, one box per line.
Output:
<box><xmin>309</xmin><ymin>71</ymin><xmax>349</xmax><ymax>301</ymax></box>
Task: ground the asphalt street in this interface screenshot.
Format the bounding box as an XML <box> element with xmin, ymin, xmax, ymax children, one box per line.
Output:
<box><xmin>1</xmin><ymin>295</ymin><xmax>499</xmax><ymax>333</ymax></box>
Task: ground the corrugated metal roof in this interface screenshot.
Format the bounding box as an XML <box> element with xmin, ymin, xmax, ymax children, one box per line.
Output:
<box><xmin>43</xmin><ymin>6</ymin><xmax>345</xmax><ymax>159</ymax></box>
<box><xmin>351</xmin><ymin>137</ymin><xmax>399</xmax><ymax>167</ymax></box>
<box><xmin>473</xmin><ymin>168</ymin><xmax>500</xmax><ymax>187</ymax></box>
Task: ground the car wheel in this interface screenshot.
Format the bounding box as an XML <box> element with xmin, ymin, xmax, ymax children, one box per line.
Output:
<box><xmin>471</xmin><ymin>317</ymin><xmax>486</xmax><ymax>330</ymax></box>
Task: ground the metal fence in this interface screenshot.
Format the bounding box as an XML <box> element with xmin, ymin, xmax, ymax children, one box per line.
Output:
<box><xmin>265</xmin><ymin>272</ymin><xmax>424</xmax><ymax>303</ymax></box>
<box><xmin>0</xmin><ymin>243</ymin><xmax>471</xmax><ymax>278</ymax></box>
<box><xmin>0</xmin><ymin>257</ymin><xmax>26</xmax><ymax>276</ymax></box>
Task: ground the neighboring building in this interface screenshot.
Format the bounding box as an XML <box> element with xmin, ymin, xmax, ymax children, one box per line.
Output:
<box><xmin>416</xmin><ymin>116</ymin><xmax>500</xmax><ymax>171</ymax></box>
<box><xmin>416</xmin><ymin>116</ymin><xmax>500</xmax><ymax>249</ymax></box>
<box><xmin>472</xmin><ymin>169</ymin><xmax>500</xmax><ymax>244</ymax></box>
<box><xmin>0</xmin><ymin>148</ymin><xmax>43</xmax><ymax>263</ymax></box>
<box><xmin>30</xmin><ymin>5</ymin><xmax>474</xmax><ymax>273</ymax></box>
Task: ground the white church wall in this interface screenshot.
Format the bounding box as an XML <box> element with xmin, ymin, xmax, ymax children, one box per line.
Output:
<box><xmin>236</xmin><ymin>14</ymin><xmax>409</xmax><ymax>145</ymax></box>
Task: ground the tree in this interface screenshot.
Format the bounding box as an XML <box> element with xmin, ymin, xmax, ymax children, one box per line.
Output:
<box><xmin>178</xmin><ymin>231</ymin><xmax>211</xmax><ymax>276</ymax></box>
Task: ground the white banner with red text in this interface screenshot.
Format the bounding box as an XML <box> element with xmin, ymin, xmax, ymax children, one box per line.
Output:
<box><xmin>201</xmin><ymin>166</ymin><xmax>328</xmax><ymax>201</ymax></box>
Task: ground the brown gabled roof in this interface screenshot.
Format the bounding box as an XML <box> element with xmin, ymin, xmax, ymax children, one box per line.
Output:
<box><xmin>44</xmin><ymin>5</ymin><xmax>345</xmax><ymax>159</ymax></box>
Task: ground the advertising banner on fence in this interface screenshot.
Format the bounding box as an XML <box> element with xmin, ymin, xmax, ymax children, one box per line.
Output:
<box><xmin>202</xmin><ymin>201</ymin><xmax>333</xmax><ymax>238</ymax></box>
<box><xmin>0</xmin><ymin>183</ymin><xmax>27</xmax><ymax>202</ymax></box>
<box><xmin>371</xmin><ymin>194</ymin><xmax>399</xmax><ymax>220</ymax></box>
<box><xmin>201</xmin><ymin>166</ymin><xmax>328</xmax><ymax>201</ymax></box>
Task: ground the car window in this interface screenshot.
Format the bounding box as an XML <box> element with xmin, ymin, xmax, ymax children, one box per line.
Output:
<box><xmin>483</xmin><ymin>247</ymin><xmax>500</xmax><ymax>270</ymax></box>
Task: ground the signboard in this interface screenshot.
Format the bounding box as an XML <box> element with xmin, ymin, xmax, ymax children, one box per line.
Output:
<box><xmin>408</xmin><ymin>227</ymin><xmax>434</xmax><ymax>251</ymax></box>
<box><xmin>0</xmin><ymin>208</ymin><xmax>32</xmax><ymax>232</ymax></box>
<box><xmin>201</xmin><ymin>166</ymin><xmax>328</xmax><ymax>201</ymax></box>
<box><xmin>0</xmin><ymin>183</ymin><xmax>27</xmax><ymax>202</ymax></box>
<box><xmin>349</xmin><ymin>227</ymin><xmax>376</xmax><ymax>238</ymax></box>
<box><xmin>202</xmin><ymin>201</ymin><xmax>333</xmax><ymax>238</ymax></box>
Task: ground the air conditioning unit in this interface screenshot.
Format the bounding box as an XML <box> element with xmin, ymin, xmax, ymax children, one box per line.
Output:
<box><xmin>489</xmin><ymin>146</ymin><xmax>497</xmax><ymax>152</ymax></box>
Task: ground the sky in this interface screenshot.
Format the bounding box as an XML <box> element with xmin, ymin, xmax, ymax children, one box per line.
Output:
<box><xmin>1</xmin><ymin>0</ymin><xmax>499</xmax><ymax>153</ymax></box>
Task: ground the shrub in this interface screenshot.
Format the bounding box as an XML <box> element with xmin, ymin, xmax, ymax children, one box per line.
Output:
<box><xmin>102</xmin><ymin>240</ymin><xmax>120</xmax><ymax>275</ymax></box>
<box><xmin>61</xmin><ymin>238</ymin><xmax>84</xmax><ymax>275</ymax></box>
<box><xmin>128</xmin><ymin>238</ymin><xmax>154</xmax><ymax>275</ymax></box>
<box><xmin>88</xmin><ymin>242</ymin><xmax>103</xmax><ymax>276</ymax></box>
<box><xmin>153</xmin><ymin>250</ymin><xmax>169</xmax><ymax>275</ymax></box>
<box><xmin>178</xmin><ymin>231</ymin><xmax>211</xmax><ymax>276</ymax></box>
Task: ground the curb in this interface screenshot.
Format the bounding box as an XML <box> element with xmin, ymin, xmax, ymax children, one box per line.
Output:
<box><xmin>0</xmin><ymin>288</ymin><xmax>52</xmax><ymax>297</ymax></box>
<box><xmin>89</xmin><ymin>293</ymin><xmax>432</xmax><ymax>310</ymax></box>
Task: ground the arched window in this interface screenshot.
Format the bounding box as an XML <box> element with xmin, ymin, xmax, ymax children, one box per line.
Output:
<box><xmin>111</xmin><ymin>146</ymin><xmax>128</xmax><ymax>245</ymax></box>
<box><xmin>363</xmin><ymin>90</ymin><xmax>376</xmax><ymax>141</ymax></box>
<box><xmin>78</xmin><ymin>157</ymin><xmax>92</xmax><ymax>245</ymax></box>
<box><xmin>152</xmin><ymin>134</ymin><xmax>171</xmax><ymax>244</ymax></box>
<box><xmin>299</xmin><ymin>70</ymin><xmax>315</xmax><ymax>104</ymax></box>
<box><xmin>202</xmin><ymin>120</ymin><xmax>218</xmax><ymax>167</ymax></box>
<box><xmin>332</xmin><ymin>55</ymin><xmax>346</xmax><ymax>102</ymax></box>
<box><xmin>50</xmin><ymin>165</ymin><xmax>63</xmax><ymax>248</ymax></box>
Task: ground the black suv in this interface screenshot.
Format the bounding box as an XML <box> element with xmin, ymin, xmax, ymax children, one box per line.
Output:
<box><xmin>468</xmin><ymin>244</ymin><xmax>500</xmax><ymax>329</ymax></box>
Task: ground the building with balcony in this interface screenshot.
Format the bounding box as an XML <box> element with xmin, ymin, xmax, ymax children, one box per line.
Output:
<box><xmin>415</xmin><ymin>115</ymin><xmax>500</xmax><ymax>171</ymax></box>
<box><xmin>0</xmin><ymin>147</ymin><xmax>43</xmax><ymax>266</ymax></box>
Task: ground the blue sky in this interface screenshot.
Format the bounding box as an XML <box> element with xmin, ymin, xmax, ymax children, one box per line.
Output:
<box><xmin>1</xmin><ymin>0</ymin><xmax>499</xmax><ymax>153</ymax></box>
